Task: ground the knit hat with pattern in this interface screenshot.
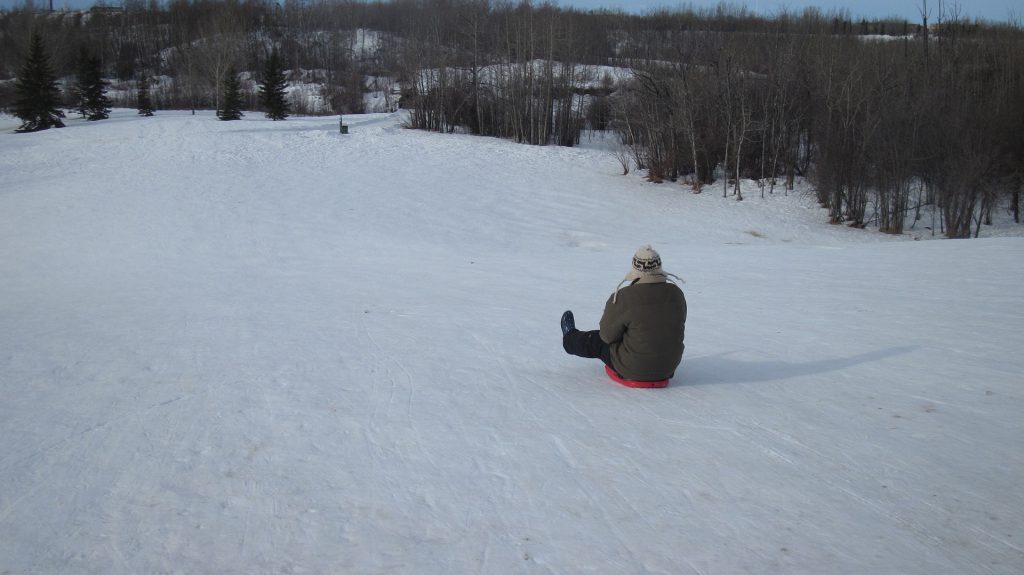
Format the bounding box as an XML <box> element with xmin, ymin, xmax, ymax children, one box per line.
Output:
<box><xmin>613</xmin><ymin>244</ymin><xmax>683</xmax><ymax>303</ymax></box>
<box><xmin>624</xmin><ymin>244</ymin><xmax>663</xmax><ymax>282</ymax></box>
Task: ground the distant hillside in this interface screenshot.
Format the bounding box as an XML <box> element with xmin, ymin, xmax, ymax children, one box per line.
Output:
<box><xmin>2</xmin><ymin>1</ymin><xmax>1021</xmax><ymax>238</ymax></box>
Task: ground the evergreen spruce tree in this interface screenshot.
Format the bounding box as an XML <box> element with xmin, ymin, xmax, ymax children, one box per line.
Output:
<box><xmin>258</xmin><ymin>49</ymin><xmax>290</xmax><ymax>121</ymax></box>
<box><xmin>73</xmin><ymin>53</ymin><xmax>112</xmax><ymax>121</ymax></box>
<box><xmin>137</xmin><ymin>76</ymin><xmax>155</xmax><ymax>117</ymax></box>
<box><xmin>13</xmin><ymin>31</ymin><xmax>65</xmax><ymax>133</ymax></box>
<box><xmin>72</xmin><ymin>55</ymin><xmax>89</xmax><ymax>118</ymax></box>
<box><xmin>217</xmin><ymin>68</ymin><xmax>244</xmax><ymax>121</ymax></box>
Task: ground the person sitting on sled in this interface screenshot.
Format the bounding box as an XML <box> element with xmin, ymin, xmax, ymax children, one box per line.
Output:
<box><xmin>561</xmin><ymin>245</ymin><xmax>687</xmax><ymax>382</ymax></box>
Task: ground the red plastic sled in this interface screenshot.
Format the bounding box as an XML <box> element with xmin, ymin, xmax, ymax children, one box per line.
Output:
<box><xmin>605</xmin><ymin>365</ymin><xmax>669</xmax><ymax>388</ymax></box>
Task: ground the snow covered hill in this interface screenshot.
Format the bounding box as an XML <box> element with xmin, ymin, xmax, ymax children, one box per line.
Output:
<box><xmin>1</xmin><ymin>110</ymin><xmax>1022</xmax><ymax>574</ymax></box>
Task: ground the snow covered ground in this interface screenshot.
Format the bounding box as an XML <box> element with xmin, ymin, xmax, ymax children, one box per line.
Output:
<box><xmin>1</xmin><ymin>110</ymin><xmax>1022</xmax><ymax>574</ymax></box>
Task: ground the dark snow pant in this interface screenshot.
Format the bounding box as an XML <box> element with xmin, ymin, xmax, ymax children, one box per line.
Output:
<box><xmin>562</xmin><ymin>329</ymin><xmax>613</xmax><ymax>368</ymax></box>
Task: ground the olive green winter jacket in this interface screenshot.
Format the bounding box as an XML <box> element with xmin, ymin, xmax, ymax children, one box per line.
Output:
<box><xmin>599</xmin><ymin>279</ymin><xmax>687</xmax><ymax>381</ymax></box>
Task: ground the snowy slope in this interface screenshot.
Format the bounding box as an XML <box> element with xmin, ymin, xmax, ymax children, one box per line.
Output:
<box><xmin>1</xmin><ymin>110</ymin><xmax>1022</xmax><ymax>574</ymax></box>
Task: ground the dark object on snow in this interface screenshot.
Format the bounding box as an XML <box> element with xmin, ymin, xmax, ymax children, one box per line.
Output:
<box><xmin>339</xmin><ymin>116</ymin><xmax>349</xmax><ymax>134</ymax></box>
<box><xmin>13</xmin><ymin>31</ymin><xmax>65</xmax><ymax>133</ymax></box>
<box><xmin>560</xmin><ymin>310</ymin><xmax>575</xmax><ymax>336</ymax></box>
<box><xmin>563</xmin><ymin>329</ymin><xmax>613</xmax><ymax>367</ymax></box>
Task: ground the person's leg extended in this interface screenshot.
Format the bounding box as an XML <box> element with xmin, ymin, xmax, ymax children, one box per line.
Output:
<box><xmin>563</xmin><ymin>329</ymin><xmax>612</xmax><ymax>366</ymax></box>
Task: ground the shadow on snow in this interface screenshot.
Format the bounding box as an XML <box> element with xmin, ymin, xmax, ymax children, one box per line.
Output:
<box><xmin>678</xmin><ymin>346</ymin><xmax>918</xmax><ymax>386</ymax></box>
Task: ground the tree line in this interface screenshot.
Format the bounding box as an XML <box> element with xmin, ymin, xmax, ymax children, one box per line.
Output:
<box><xmin>10</xmin><ymin>26</ymin><xmax>291</xmax><ymax>128</ymax></box>
<box><xmin>610</xmin><ymin>13</ymin><xmax>1023</xmax><ymax>238</ymax></box>
<box><xmin>1</xmin><ymin>0</ymin><xmax>1021</xmax><ymax>237</ymax></box>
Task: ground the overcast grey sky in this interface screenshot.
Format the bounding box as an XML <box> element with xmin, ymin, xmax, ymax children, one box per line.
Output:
<box><xmin>3</xmin><ymin>0</ymin><xmax>1021</xmax><ymax>23</ymax></box>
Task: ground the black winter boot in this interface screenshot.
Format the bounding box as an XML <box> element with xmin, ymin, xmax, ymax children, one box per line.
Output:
<box><xmin>560</xmin><ymin>310</ymin><xmax>576</xmax><ymax>336</ymax></box>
